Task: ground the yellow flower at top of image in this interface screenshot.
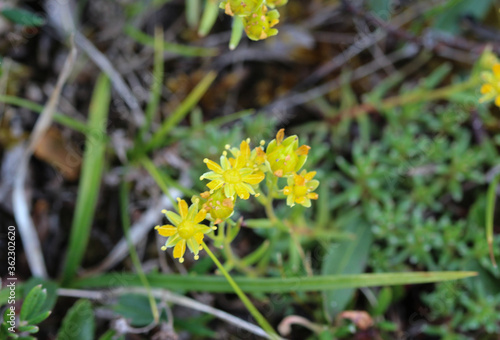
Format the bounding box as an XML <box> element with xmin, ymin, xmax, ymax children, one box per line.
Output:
<box><xmin>155</xmin><ymin>198</ymin><xmax>214</xmax><ymax>263</ymax></box>
<box><xmin>226</xmin><ymin>139</ymin><xmax>266</xmax><ymax>170</ymax></box>
<box><xmin>200</xmin><ymin>152</ymin><xmax>265</xmax><ymax>200</ymax></box>
<box><xmin>220</xmin><ymin>0</ymin><xmax>261</xmax><ymax>17</ymax></box>
<box><xmin>243</xmin><ymin>5</ymin><xmax>280</xmax><ymax>41</ymax></box>
<box><xmin>479</xmin><ymin>63</ymin><xmax>500</xmax><ymax>107</ymax></box>
<box><xmin>283</xmin><ymin>170</ymin><xmax>319</xmax><ymax>208</ymax></box>
<box><xmin>266</xmin><ymin>128</ymin><xmax>310</xmax><ymax>177</ymax></box>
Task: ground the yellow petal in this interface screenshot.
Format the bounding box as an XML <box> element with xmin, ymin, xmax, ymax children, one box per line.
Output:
<box><xmin>204</xmin><ymin>158</ymin><xmax>223</xmax><ymax>173</ymax></box>
<box><xmin>173</xmin><ymin>239</ymin><xmax>186</xmax><ymax>259</ymax></box>
<box><xmin>304</xmin><ymin>171</ymin><xmax>316</xmax><ymax>181</ymax></box>
<box><xmin>294</xmin><ymin>173</ymin><xmax>305</xmax><ymax>186</ymax></box>
<box><xmin>241</xmin><ymin>140</ymin><xmax>250</xmax><ymax>159</ymax></box>
<box><xmin>307</xmin><ymin>192</ymin><xmax>319</xmax><ymax>200</ymax></box>
<box><xmin>155</xmin><ymin>225</ymin><xmax>177</xmax><ymax>237</ymax></box>
<box><xmin>493</xmin><ymin>63</ymin><xmax>500</xmax><ymax>77</ymax></box>
<box><xmin>283</xmin><ymin>186</ymin><xmax>292</xmax><ymax>195</ymax></box>
<box><xmin>296</xmin><ymin>196</ymin><xmax>306</xmax><ymax>204</ymax></box>
<box><xmin>243</xmin><ymin>172</ymin><xmax>265</xmax><ymax>185</ymax></box>
<box><xmin>481</xmin><ymin>84</ymin><xmax>493</xmax><ymax>94</ymax></box>
<box><xmin>235</xmin><ymin>154</ymin><xmax>246</xmax><ymax>169</ymax></box>
<box><xmin>194</xmin><ymin>232</ymin><xmax>204</xmax><ymax>245</ymax></box>
<box><xmin>194</xmin><ymin>209</ymin><xmax>207</xmax><ymax>224</ymax></box>
<box><xmin>207</xmin><ymin>179</ymin><xmax>224</xmax><ymax>190</ymax></box>
<box><xmin>495</xmin><ymin>95</ymin><xmax>500</xmax><ymax>108</ymax></box>
<box><xmin>178</xmin><ymin>199</ymin><xmax>188</xmax><ymax>218</ymax></box>
<box><xmin>235</xmin><ymin>183</ymin><xmax>250</xmax><ymax>199</ymax></box>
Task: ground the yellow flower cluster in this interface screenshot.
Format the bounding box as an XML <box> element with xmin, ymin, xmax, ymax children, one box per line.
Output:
<box><xmin>156</xmin><ymin>129</ymin><xmax>318</xmax><ymax>262</ymax></box>
<box><xmin>220</xmin><ymin>0</ymin><xmax>286</xmax><ymax>41</ymax></box>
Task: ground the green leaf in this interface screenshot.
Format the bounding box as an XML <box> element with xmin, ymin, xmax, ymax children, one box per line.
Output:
<box><xmin>57</xmin><ymin>300</ymin><xmax>95</xmax><ymax>340</ymax></box>
<box><xmin>20</xmin><ymin>285</ymin><xmax>47</xmax><ymax>323</ymax></box>
<box><xmin>112</xmin><ymin>294</ymin><xmax>154</xmax><ymax>327</ymax></box>
<box><xmin>175</xmin><ymin>314</ymin><xmax>216</xmax><ymax>337</ymax></box>
<box><xmin>432</xmin><ymin>0</ymin><xmax>493</xmax><ymax>34</ymax></box>
<box><xmin>198</xmin><ymin>0</ymin><xmax>220</xmax><ymax>37</ymax></box>
<box><xmin>0</xmin><ymin>8</ymin><xmax>46</xmax><ymax>27</ymax></box>
<box><xmin>61</xmin><ymin>74</ymin><xmax>111</xmax><ymax>285</ymax></box>
<box><xmin>321</xmin><ymin>219</ymin><xmax>373</xmax><ymax>319</ymax></box>
<box><xmin>16</xmin><ymin>325</ymin><xmax>38</xmax><ymax>333</ymax></box>
<box><xmin>73</xmin><ymin>271</ymin><xmax>477</xmax><ymax>293</ymax></box>
<box><xmin>368</xmin><ymin>0</ymin><xmax>392</xmax><ymax>21</ymax></box>
<box><xmin>98</xmin><ymin>330</ymin><xmax>124</xmax><ymax>340</ymax></box>
<box><xmin>25</xmin><ymin>311</ymin><xmax>50</xmax><ymax>326</ymax></box>
<box><xmin>22</xmin><ymin>278</ymin><xmax>58</xmax><ymax>315</ymax></box>
<box><xmin>372</xmin><ymin>286</ymin><xmax>392</xmax><ymax>316</ymax></box>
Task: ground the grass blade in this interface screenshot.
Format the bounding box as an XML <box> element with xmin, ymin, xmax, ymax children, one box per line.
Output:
<box><xmin>198</xmin><ymin>0</ymin><xmax>220</xmax><ymax>37</ymax></box>
<box><xmin>61</xmin><ymin>74</ymin><xmax>110</xmax><ymax>284</ymax></box>
<box><xmin>486</xmin><ymin>173</ymin><xmax>499</xmax><ymax>268</ymax></box>
<box><xmin>73</xmin><ymin>271</ymin><xmax>477</xmax><ymax>292</ymax></box>
<box><xmin>186</xmin><ymin>0</ymin><xmax>201</xmax><ymax>29</ymax></box>
<box><xmin>138</xmin><ymin>27</ymin><xmax>164</xmax><ymax>142</ymax></box>
<box><xmin>145</xmin><ymin>71</ymin><xmax>217</xmax><ymax>151</ymax></box>
<box><xmin>125</xmin><ymin>25</ymin><xmax>218</xmax><ymax>57</ymax></box>
<box><xmin>0</xmin><ymin>94</ymin><xmax>90</xmax><ymax>134</ymax></box>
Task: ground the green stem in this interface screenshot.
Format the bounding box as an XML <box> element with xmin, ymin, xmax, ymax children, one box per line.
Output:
<box><xmin>378</xmin><ymin>76</ymin><xmax>481</xmax><ymax>111</ymax></box>
<box><xmin>201</xmin><ymin>242</ymin><xmax>280</xmax><ymax>340</ymax></box>
<box><xmin>486</xmin><ymin>172</ymin><xmax>499</xmax><ymax>268</ymax></box>
<box><xmin>120</xmin><ymin>179</ymin><xmax>159</xmax><ymax>323</ymax></box>
<box><xmin>140</xmin><ymin>157</ymin><xmax>177</xmax><ymax>207</ymax></box>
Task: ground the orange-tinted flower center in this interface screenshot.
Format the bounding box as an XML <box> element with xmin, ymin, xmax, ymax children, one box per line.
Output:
<box><xmin>223</xmin><ymin>169</ymin><xmax>242</xmax><ymax>184</ymax></box>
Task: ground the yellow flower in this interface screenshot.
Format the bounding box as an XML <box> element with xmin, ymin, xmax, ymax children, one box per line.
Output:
<box><xmin>283</xmin><ymin>170</ymin><xmax>319</xmax><ymax>207</ymax></box>
<box><xmin>200</xmin><ymin>152</ymin><xmax>265</xmax><ymax>199</ymax></box>
<box><xmin>155</xmin><ymin>198</ymin><xmax>214</xmax><ymax>263</ymax></box>
<box><xmin>479</xmin><ymin>63</ymin><xmax>500</xmax><ymax>107</ymax></box>
<box><xmin>243</xmin><ymin>5</ymin><xmax>279</xmax><ymax>41</ymax></box>
<box><xmin>266</xmin><ymin>129</ymin><xmax>310</xmax><ymax>177</ymax></box>
<box><xmin>200</xmin><ymin>189</ymin><xmax>235</xmax><ymax>223</ymax></box>
<box><xmin>220</xmin><ymin>0</ymin><xmax>260</xmax><ymax>17</ymax></box>
<box><xmin>227</xmin><ymin>139</ymin><xmax>266</xmax><ymax>170</ymax></box>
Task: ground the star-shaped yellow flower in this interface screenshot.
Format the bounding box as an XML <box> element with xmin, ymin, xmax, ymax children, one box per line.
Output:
<box><xmin>283</xmin><ymin>170</ymin><xmax>319</xmax><ymax>207</ymax></box>
<box><xmin>155</xmin><ymin>198</ymin><xmax>214</xmax><ymax>263</ymax></box>
<box><xmin>200</xmin><ymin>153</ymin><xmax>265</xmax><ymax>200</ymax></box>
